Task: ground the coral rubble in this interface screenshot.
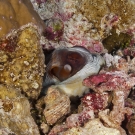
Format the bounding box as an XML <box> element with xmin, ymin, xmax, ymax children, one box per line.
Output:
<box><xmin>0</xmin><ymin>84</ymin><xmax>40</xmax><ymax>135</ymax></box>
<box><xmin>1</xmin><ymin>0</ymin><xmax>135</xmax><ymax>135</ymax></box>
<box><xmin>83</xmin><ymin>71</ymin><xmax>135</xmax><ymax>128</ymax></box>
<box><xmin>0</xmin><ymin>24</ymin><xmax>45</xmax><ymax>134</ymax></box>
<box><xmin>0</xmin><ymin>24</ymin><xmax>45</xmax><ymax>99</ymax></box>
<box><xmin>31</xmin><ymin>0</ymin><xmax>135</xmax><ymax>53</ymax></box>
<box><xmin>59</xmin><ymin>118</ymin><xmax>122</xmax><ymax>135</ymax></box>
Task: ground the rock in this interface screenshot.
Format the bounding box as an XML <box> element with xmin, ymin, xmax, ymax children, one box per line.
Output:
<box><xmin>0</xmin><ymin>24</ymin><xmax>45</xmax><ymax>99</ymax></box>
<box><xmin>44</xmin><ymin>87</ymin><xmax>70</xmax><ymax>125</ymax></box>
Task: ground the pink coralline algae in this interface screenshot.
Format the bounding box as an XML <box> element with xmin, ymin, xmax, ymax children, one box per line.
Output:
<box><xmin>56</xmin><ymin>0</ymin><xmax>77</xmax><ymax>21</ymax></box>
<box><xmin>101</xmin><ymin>13</ymin><xmax>120</xmax><ymax>34</ymax></box>
<box><xmin>48</xmin><ymin>92</ymin><xmax>108</xmax><ymax>135</ymax></box>
<box><xmin>87</xmin><ymin>40</ymin><xmax>105</xmax><ymax>53</ymax></box>
<box><xmin>30</xmin><ymin>0</ymin><xmax>108</xmax><ymax>54</ymax></box>
<box><xmin>63</xmin><ymin>13</ymin><xmax>106</xmax><ymax>54</ymax></box>
<box><xmin>43</xmin><ymin>18</ymin><xmax>64</xmax><ymax>41</ymax></box>
<box><xmin>123</xmin><ymin>47</ymin><xmax>135</xmax><ymax>57</ymax></box>
<box><xmin>66</xmin><ymin>92</ymin><xmax>109</xmax><ymax>127</ymax></box>
<box><xmin>81</xmin><ymin>93</ymin><xmax>108</xmax><ymax>111</ymax></box>
<box><xmin>48</xmin><ymin>124</ymin><xmax>67</xmax><ymax>135</ymax></box>
<box><xmin>83</xmin><ymin>71</ymin><xmax>135</xmax><ymax>95</ymax></box>
<box><xmin>83</xmin><ymin>71</ymin><xmax>135</xmax><ymax>127</ymax></box>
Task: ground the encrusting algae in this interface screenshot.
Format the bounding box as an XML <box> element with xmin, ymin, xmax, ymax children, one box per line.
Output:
<box><xmin>1</xmin><ymin>0</ymin><xmax>135</xmax><ymax>135</ymax></box>
<box><xmin>78</xmin><ymin>0</ymin><xmax>135</xmax><ymax>33</ymax></box>
<box><xmin>0</xmin><ymin>24</ymin><xmax>45</xmax><ymax>134</ymax></box>
<box><xmin>0</xmin><ymin>24</ymin><xmax>45</xmax><ymax>99</ymax></box>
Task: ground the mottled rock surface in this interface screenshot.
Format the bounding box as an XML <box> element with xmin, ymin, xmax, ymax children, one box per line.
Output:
<box><xmin>0</xmin><ymin>84</ymin><xmax>40</xmax><ymax>135</ymax></box>
<box><xmin>0</xmin><ymin>24</ymin><xmax>45</xmax><ymax>99</ymax></box>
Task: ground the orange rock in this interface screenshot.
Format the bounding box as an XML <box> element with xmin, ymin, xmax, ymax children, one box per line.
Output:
<box><xmin>0</xmin><ymin>0</ymin><xmax>44</xmax><ymax>38</ymax></box>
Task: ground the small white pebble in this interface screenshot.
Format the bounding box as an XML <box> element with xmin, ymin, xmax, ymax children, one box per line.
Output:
<box><xmin>10</xmin><ymin>72</ymin><xmax>15</xmax><ymax>77</ymax></box>
<box><xmin>13</xmin><ymin>77</ymin><xmax>17</xmax><ymax>82</ymax></box>
<box><xmin>31</xmin><ymin>82</ymin><xmax>39</xmax><ymax>89</ymax></box>
<box><xmin>24</xmin><ymin>61</ymin><xmax>29</xmax><ymax>66</ymax></box>
<box><xmin>29</xmin><ymin>75</ymin><xmax>33</xmax><ymax>80</ymax></box>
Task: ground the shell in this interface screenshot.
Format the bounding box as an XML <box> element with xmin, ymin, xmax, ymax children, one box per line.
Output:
<box><xmin>43</xmin><ymin>46</ymin><xmax>105</xmax><ymax>97</ymax></box>
<box><xmin>0</xmin><ymin>24</ymin><xmax>45</xmax><ymax>99</ymax></box>
<box><xmin>43</xmin><ymin>87</ymin><xmax>70</xmax><ymax>125</ymax></box>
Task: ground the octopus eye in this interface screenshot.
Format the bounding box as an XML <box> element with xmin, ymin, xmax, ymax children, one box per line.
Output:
<box><xmin>51</xmin><ymin>64</ymin><xmax>72</xmax><ymax>82</ymax></box>
<box><xmin>64</xmin><ymin>64</ymin><xmax>72</xmax><ymax>73</ymax></box>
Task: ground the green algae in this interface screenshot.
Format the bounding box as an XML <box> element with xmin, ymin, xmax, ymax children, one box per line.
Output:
<box><xmin>102</xmin><ymin>29</ymin><xmax>132</xmax><ymax>53</ymax></box>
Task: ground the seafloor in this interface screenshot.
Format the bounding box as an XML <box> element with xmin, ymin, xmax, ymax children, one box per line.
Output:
<box><xmin>0</xmin><ymin>0</ymin><xmax>135</xmax><ymax>135</ymax></box>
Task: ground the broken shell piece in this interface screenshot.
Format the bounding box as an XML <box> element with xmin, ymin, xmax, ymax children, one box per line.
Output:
<box><xmin>0</xmin><ymin>24</ymin><xmax>45</xmax><ymax>99</ymax></box>
<box><xmin>43</xmin><ymin>46</ymin><xmax>105</xmax><ymax>97</ymax></box>
<box><xmin>0</xmin><ymin>84</ymin><xmax>40</xmax><ymax>135</ymax></box>
<box><xmin>44</xmin><ymin>87</ymin><xmax>70</xmax><ymax>125</ymax></box>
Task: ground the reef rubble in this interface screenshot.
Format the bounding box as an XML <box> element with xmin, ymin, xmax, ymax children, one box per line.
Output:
<box><xmin>0</xmin><ymin>24</ymin><xmax>45</xmax><ymax>134</ymax></box>
<box><xmin>1</xmin><ymin>0</ymin><xmax>135</xmax><ymax>135</ymax></box>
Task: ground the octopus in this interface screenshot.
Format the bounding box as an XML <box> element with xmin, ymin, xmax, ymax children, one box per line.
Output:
<box><xmin>42</xmin><ymin>46</ymin><xmax>105</xmax><ymax>97</ymax></box>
